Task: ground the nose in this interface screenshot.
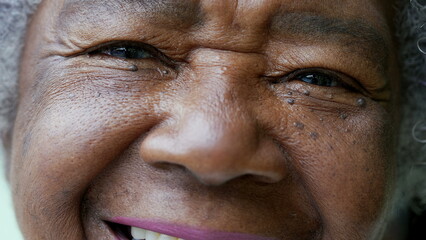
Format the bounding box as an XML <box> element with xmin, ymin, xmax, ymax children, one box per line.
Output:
<box><xmin>139</xmin><ymin>50</ymin><xmax>287</xmax><ymax>186</ymax></box>
<box><xmin>141</xmin><ymin>112</ymin><xmax>287</xmax><ymax>185</ymax></box>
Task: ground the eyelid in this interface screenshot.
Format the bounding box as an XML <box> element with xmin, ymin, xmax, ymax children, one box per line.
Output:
<box><xmin>72</xmin><ymin>41</ymin><xmax>175</xmax><ymax>66</ymax></box>
<box><xmin>88</xmin><ymin>41</ymin><xmax>155</xmax><ymax>56</ymax></box>
<box><xmin>282</xmin><ymin>68</ymin><xmax>369</xmax><ymax>94</ymax></box>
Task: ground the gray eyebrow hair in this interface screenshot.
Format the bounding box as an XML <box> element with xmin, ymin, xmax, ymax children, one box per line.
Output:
<box><xmin>270</xmin><ymin>13</ymin><xmax>390</xmax><ymax>72</ymax></box>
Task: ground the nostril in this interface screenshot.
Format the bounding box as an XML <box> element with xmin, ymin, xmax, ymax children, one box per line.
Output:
<box><xmin>146</xmin><ymin>161</ymin><xmax>189</xmax><ymax>174</ymax></box>
<box><xmin>146</xmin><ymin>161</ymin><xmax>176</xmax><ymax>170</ymax></box>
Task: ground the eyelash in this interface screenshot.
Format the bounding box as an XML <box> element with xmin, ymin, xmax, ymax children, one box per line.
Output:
<box><xmin>87</xmin><ymin>43</ymin><xmax>357</xmax><ymax>91</ymax></box>
<box><xmin>88</xmin><ymin>42</ymin><xmax>157</xmax><ymax>60</ymax></box>
<box><xmin>280</xmin><ymin>68</ymin><xmax>359</xmax><ymax>91</ymax></box>
<box><xmin>293</xmin><ymin>72</ymin><xmax>340</xmax><ymax>87</ymax></box>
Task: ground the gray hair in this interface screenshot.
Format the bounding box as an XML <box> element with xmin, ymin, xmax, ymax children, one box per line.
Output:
<box><xmin>0</xmin><ymin>0</ymin><xmax>40</xmax><ymax>143</ymax></box>
<box><xmin>394</xmin><ymin>0</ymin><xmax>426</xmax><ymax>215</ymax></box>
<box><xmin>0</xmin><ymin>0</ymin><xmax>425</xmax><ymax>220</ymax></box>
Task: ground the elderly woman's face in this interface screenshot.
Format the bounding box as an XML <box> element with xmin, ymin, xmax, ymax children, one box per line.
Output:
<box><xmin>10</xmin><ymin>0</ymin><xmax>398</xmax><ymax>239</ymax></box>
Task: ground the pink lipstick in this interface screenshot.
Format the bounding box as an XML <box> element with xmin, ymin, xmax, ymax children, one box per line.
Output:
<box><xmin>109</xmin><ymin>217</ymin><xmax>278</xmax><ymax>240</ymax></box>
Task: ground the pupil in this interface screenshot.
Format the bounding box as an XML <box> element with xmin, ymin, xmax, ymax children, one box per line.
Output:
<box><xmin>126</xmin><ymin>47</ymin><xmax>139</xmax><ymax>58</ymax></box>
<box><xmin>109</xmin><ymin>47</ymin><xmax>151</xmax><ymax>59</ymax></box>
<box><xmin>299</xmin><ymin>73</ymin><xmax>336</xmax><ymax>87</ymax></box>
<box><xmin>110</xmin><ymin>47</ymin><xmax>127</xmax><ymax>58</ymax></box>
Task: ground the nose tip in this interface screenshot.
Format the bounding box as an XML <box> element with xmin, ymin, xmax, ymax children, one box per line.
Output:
<box><xmin>140</xmin><ymin>112</ymin><xmax>287</xmax><ymax>186</ymax></box>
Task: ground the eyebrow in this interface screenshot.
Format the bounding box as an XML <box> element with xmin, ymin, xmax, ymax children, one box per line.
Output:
<box><xmin>270</xmin><ymin>12</ymin><xmax>390</xmax><ymax>71</ymax></box>
<box><xmin>61</xmin><ymin>0</ymin><xmax>202</xmax><ymax>28</ymax></box>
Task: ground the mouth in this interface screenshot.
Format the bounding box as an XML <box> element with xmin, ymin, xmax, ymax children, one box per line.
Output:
<box><xmin>106</xmin><ymin>217</ymin><xmax>278</xmax><ymax>240</ymax></box>
<box><xmin>107</xmin><ymin>221</ymin><xmax>185</xmax><ymax>240</ymax></box>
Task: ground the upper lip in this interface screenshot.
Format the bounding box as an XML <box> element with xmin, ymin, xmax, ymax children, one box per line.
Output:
<box><xmin>108</xmin><ymin>216</ymin><xmax>279</xmax><ymax>240</ymax></box>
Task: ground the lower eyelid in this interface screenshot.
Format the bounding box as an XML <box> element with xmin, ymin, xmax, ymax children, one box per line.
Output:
<box><xmin>271</xmin><ymin>80</ymin><xmax>366</xmax><ymax>104</ymax></box>
<box><xmin>68</xmin><ymin>55</ymin><xmax>165</xmax><ymax>74</ymax></box>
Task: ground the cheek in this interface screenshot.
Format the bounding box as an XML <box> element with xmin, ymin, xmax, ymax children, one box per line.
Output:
<box><xmin>12</xmin><ymin>92</ymin><xmax>159</xmax><ymax>192</ymax></box>
<box><xmin>9</xmin><ymin>80</ymin><xmax>164</xmax><ymax>237</ymax></box>
<box><xmin>274</xmin><ymin>96</ymin><xmax>394</xmax><ymax>236</ymax></box>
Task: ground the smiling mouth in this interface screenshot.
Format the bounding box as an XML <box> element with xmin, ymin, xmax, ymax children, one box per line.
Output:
<box><xmin>108</xmin><ymin>222</ymin><xmax>185</xmax><ymax>240</ymax></box>
<box><xmin>106</xmin><ymin>218</ymin><xmax>278</xmax><ymax>240</ymax></box>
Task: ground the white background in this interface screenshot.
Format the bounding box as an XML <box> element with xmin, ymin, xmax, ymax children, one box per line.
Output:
<box><xmin>0</xmin><ymin>151</ymin><xmax>24</xmax><ymax>239</ymax></box>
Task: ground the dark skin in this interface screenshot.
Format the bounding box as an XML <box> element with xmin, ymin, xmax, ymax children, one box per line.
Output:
<box><xmin>9</xmin><ymin>0</ymin><xmax>399</xmax><ymax>239</ymax></box>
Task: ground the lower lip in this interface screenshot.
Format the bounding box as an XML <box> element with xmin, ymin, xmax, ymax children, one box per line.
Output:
<box><xmin>110</xmin><ymin>217</ymin><xmax>278</xmax><ymax>240</ymax></box>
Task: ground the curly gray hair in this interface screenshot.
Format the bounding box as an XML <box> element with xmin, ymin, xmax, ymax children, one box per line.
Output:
<box><xmin>0</xmin><ymin>0</ymin><xmax>425</xmax><ymax>228</ymax></box>
<box><xmin>394</xmin><ymin>0</ymin><xmax>426</xmax><ymax>214</ymax></box>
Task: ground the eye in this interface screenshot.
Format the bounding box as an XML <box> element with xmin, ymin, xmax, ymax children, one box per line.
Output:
<box><xmin>277</xmin><ymin>68</ymin><xmax>356</xmax><ymax>90</ymax></box>
<box><xmin>275</xmin><ymin>68</ymin><xmax>367</xmax><ymax>96</ymax></box>
<box><xmin>90</xmin><ymin>43</ymin><xmax>154</xmax><ymax>59</ymax></box>
<box><xmin>293</xmin><ymin>72</ymin><xmax>340</xmax><ymax>87</ymax></box>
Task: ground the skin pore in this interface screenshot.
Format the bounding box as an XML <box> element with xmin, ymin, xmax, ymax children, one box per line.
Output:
<box><xmin>9</xmin><ymin>0</ymin><xmax>399</xmax><ymax>239</ymax></box>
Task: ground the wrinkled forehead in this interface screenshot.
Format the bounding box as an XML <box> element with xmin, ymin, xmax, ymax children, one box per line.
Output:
<box><xmin>59</xmin><ymin>0</ymin><xmax>393</xmax><ymax>24</ymax></box>
<box><xmin>55</xmin><ymin>0</ymin><xmax>392</xmax><ymax>49</ymax></box>
<box><xmin>57</xmin><ymin>0</ymin><xmax>391</xmax><ymax>29</ymax></box>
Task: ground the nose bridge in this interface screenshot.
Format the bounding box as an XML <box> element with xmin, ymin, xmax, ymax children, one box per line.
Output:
<box><xmin>180</xmin><ymin>89</ymin><xmax>257</xmax><ymax>155</ymax></box>
<box><xmin>189</xmin><ymin>50</ymin><xmax>255</xmax><ymax>118</ymax></box>
<box><xmin>183</xmin><ymin>48</ymin><xmax>265</xmax><ymax>129</ymax></box>
<box><xmin>140</xmin><ymin>49</ymin><xmax>287</xmax><ymax>185</ymax></box>
<box><xmin>188</xmin><ymin>48</ymin><xmax>266</xmax><ymax>82</ymax></box>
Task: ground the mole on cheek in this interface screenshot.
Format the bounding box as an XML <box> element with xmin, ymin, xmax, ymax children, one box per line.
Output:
<box><xmin>339</xmin><ymin>113</ymin><xmax>348</xmax><ymax>120</ymax></box>
<box><xmin>310</xmin><ymin>132</ymin><xmax>319</xmax><ymax>140</ymax></box>
<box><xmin>293</xmin><ymin>122</ymin><xmax>305</xmax><ymax>130</ymax></box>
<box><xmin>356</xmin><ymin>98</ymin><xmax>367</xmax><ymax>107</ymax></box>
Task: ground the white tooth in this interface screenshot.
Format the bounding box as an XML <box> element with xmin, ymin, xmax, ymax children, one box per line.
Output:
<box><xmin>146</xmin><ymin>230</ymin><xmax>161</xmax><ymax>240</ymax></box>
<box><xmin>158</xmin><ymin>234</ymin><xmax>178</xmax><ymax>240</ymax></box>
<box><xmin>131</xmin><ymin>227</ymin><xmax>146</xmax><ymax>240</ymax></box>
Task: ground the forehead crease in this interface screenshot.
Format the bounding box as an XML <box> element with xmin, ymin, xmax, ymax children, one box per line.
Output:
<box><xmin>60</xmin><ymin>0</ymin><xmax>201</xmax><ymax>26</ymax></box>
<box><xmin>271</xmin><ymin>13</ymin><xmax>389</xmax><ymax>71</ymax></box>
